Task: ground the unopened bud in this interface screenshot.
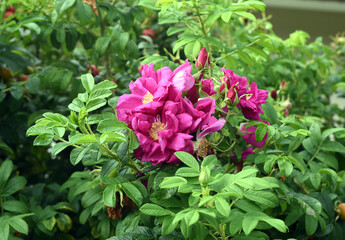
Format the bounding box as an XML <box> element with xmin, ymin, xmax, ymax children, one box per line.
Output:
<box><xmin>196</xmin><ymin>47</ymin><xmax>210</xmax><ymax>70</ymax></box>
<box><xmin>270</xmin><ymin>90</ymin><xmax>277</xmax><ymax>100</ymax></box>
<box><xmin>199</xmin><ymin>166</ymin><xmax>211</xmax><ymax>187</ymax></box>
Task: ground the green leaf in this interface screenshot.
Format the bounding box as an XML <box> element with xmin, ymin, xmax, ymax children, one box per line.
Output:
<box><xmin>95</xmin><ymin>36</ymin><xmax>111</xmax><ymax>56</ymax></box>
<box><xmin>89</xmin><ymin>89</ymin><xmax>112</xmax><ymax>101</ymax></box>
<box><xmin>305</xmin><ymin>215</ymin><xmax>318</xmax><ymax>236</ymax></box>
<box><xmin>234</xmin><ymin>11</ymin><xmax>256</xmax><ymax>21</ymax></box>
<box><xmin>160</xmin><ymin>176</ymin><xmax>187</xmax><ymax>189</ymax></box>
<box><xmin>315</xmin><ymin>152</ymin><xmax>338</xmax><ymax>170</ymax></box>
<box><xmin>310</xmin><ymin>172</ymin><xmax>321</xmax><ymax>189</ymax></box>
<box><xmin>94</xmin><ymin>80</ymin><xmax>117</xmax><ymax>91</ymax></box>
<box><xmin>70</xmin><ymin>144</ymin><xmax>93</xmax><ymax>165</ymax></box>
<box><xmin>162</xmin><ymin>216</ymin><xmax>178</xmax><ymax>235</ymax></box>
<box><xmin>76</xmin><ymin>0</ymin><xmax>93</xmax><ymax>25</ymax></box>
<box><xmin>25</xmin><ymin>77</ymin><xmax>40</xmax><ymax>94</ymax></box>
<box><xmin>321</xmin><ymin>127</ymin><xmax>345</xmax><ymax>140</ymax></box>
<box><xmin>0</xmin><ymin>222</ymin><xmax>9</xmax><ymax>240</ymax></box>
<box><xmin>221</xmin><ymin>11</ymin><xmax>232</xmax><ymax>23</ymax></box>
<box><xmin>81</xmin><ymin>74</ymin><xmax>94</xmax><ymax>93</ymax></box>
<box><xmin>205</xmin><ymin>11</ymin><xmax>221</xmax><ymax>27</ymax></box>
<box><xmin>258</xmin><ymin>214</ymin><xmax>287</xmax><ymax>233</ymax></box>
<box><xmin>0</xmin><ymin>160</ymin><xmax>13</xmax><ymax>190</ymax></box>
<box><xmin>100</xmin><ymin>132</ymin><xmax>127</xmax><ymax>144</ymax></box>
<box><xmin>289</xmin><ymin>192</ymin><xmax>322</xmax><ymax>217</ymax></box>
<box><xmin>262</xmin><ymin>101</ymin><xmax>278</xmax><ymax>124</ymax></box>
<box><xmin>174</xmin><ymin>152</ymin><xmax>199</xmax><ymax>171</ymax></box>
<box><xmin>277</xmin><ymin>158</ymin><xmax>293</xmax><ymax>177</ymax></box>
<box><xmin>8</xmin><ymin>217</ymin><xmax>28</xmax><ymax>235</ymax></box>
<box><xmin>42</xmin><ymin>216</ymin><xmax>56</xmax><ymax>231</ymax></box>
<box><xmin>237</xmin><ymin>50</ymin><xmax>254</xmax><ymax>65</ymax></box>
<box><xmin>184</xmin><ymin>210</ymin><xmax>199</xmax><ymax>227</ymax></box>
<box><xmin>97</xmin><ymin>119</ymin><xmax>128</xmax><ymax>133</ymax></box>
<box><xmin>103</xmin><ymin>184</ymin><xmax>117</xmax><ymax>207</ymax></box>
<box><xmin>167</xmin><ymin>26</ymin><xmax>188</xmax><ymax>36</ymax></box>
<box><xmin>55</xmin><ymin>0</ymin><xmax>76</xmax><ymax>14</ymax></box>
<box><xmin>201</xmin><ymin>155</ymin><xmax>218</xmax><ymax>170</ymax></box>
<box><xmin>121</xmin><ymin>182</ymin><xmax>143</xmax><ymax>206</ymax></box>
<box><xmin>234</xmin><ymin>167</ymin><xmax>257</xmax><ymax>180</ymax></box>
<box><xmin>175</xmin><ymin>167</ymin><xmax>200</xmax><ymax>177</ymax></box>
<box><xmin>184</xmin><ymin>40</ymin><xmax>201</xmax><ymax>59</ymax></box>
<box><xmin>310</xmin><ymin>123</ymin><xmax>322</xmax><ymax>145</ymax></box>
<box><xmin>244</xmin><ymin>190</ymin><xmax>278</xmax><ymax>209</ymax></box>
<box><xmin>242</xmin><ymin>215</ymin><xmax>258</xmax><ymax>235</ymax></box>
<box><xmin>255</xmin><ymin>124</ymin><xmax>267</xmax><ymax>142</ymax></box>
<box><xmin>56</xmin><ymin>213</ymin><xmax>72</xmax><ymax>232</ymax></box>
<box><xmin>86</xmin><ymin>98</ymin><xmax>107</xmax><ymax>112</ymax></box>
<box><xmin>51</xmin><ymin>142</ymin><xmax>70</xmax><ymax>157</ymax></box>
<box><xmin>2</xmin><ymin>176</ymin><xmax>26</xmax><ymax>197</ymax></box>
<box><xmin>10</xmin><ymin>86</ymin><xmax>24</xmax><ymax>100</ymax></box>
<box><xmin>321</xmin><ymin>141</ymin><xmax>345</xmax><ymax>153</ymax></box>
<box><xmin>3</xmin><ymin>200</ymin><xmax>29</xmax><ymax>213</ymax></box>
<box><xmin>139</xmin><ymin>203</ymin><xmax>173</xmax><ymax>216</ymax></box>
<box><xmin>138</xmin><ymin>0</ymin><xmax>160</xmax><ymax>10</ymax></box>
<box><xmin>215</xmin><ymin>197</ymin><xmax>231</xmax><ymax>217</ymax></box>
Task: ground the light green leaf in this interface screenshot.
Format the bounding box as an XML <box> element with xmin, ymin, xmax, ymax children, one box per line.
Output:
<box><xmin>8</xmin><ymin>217</ymin><xmax>28</xmax><ymax>235</ymax></box>
<box><xmin>160</xmin><ymin>176</ymin><xmax>187</xmax><ymax>189</ymax></box>
<box><xmin>221</xmin><ymin>11</ymin><xmax>232</xmax><ymax>23</ymax></box>
<box><xmin>103</xmin><ymin>184</ymin><xmax>117</xmax><ymax>207</ymax></box>
<box><xmin>97</xmin><ymin>119</ymin><xmax>128</xmax><ymax>133</ymax></box>
<box><xmin>86</xmin><ymin>98</ymin><xmax>107</xmax><ymax>112</ymax></box>
<box><xmin>174</xmin><ymin>152</ymin><xmax>199</xmax><ymax>171</ymax></box>
<box><xmin>215</xmin><ymin>197</ymin><xmax>230</xmax><ymax>217</ymax></box>
<box><xmin>55</xmin><ymin>0</ymin><xmax>76</xmax><ymax>14</ymax></box>
<box><xmin>100</xmin><ymin>132</ymin><xmax>127</xmax><ymax>144</ymax></box>
<box><xmin>81</xmin><ymin>74</ymin><xmax>95</xmax><ymax>93</ymax></box>
<box><xmin>139</xmin><ymin>203</ymin><xmax>173</xmax><ymax>216</ymax></box>
<box><xmin>242</xmin><ymin>215</ymin><xmax>258</xmax><ymax>235</ymax></box>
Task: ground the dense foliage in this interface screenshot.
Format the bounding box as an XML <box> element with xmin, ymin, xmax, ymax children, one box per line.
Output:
<box><xmin>1</xmin><ymin>0</ymin><xmax>345</xmax><ymax>239</ymax></box>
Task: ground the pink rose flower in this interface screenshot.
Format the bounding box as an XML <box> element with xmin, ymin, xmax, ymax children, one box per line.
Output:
<box><xmin>117</xmin><ymin>61</ymin><xmax>225</xmax><ymax>165</ymax></box>
<box><xmin>238</xmin><ymin>82</ymin><xmax>268</xmax><ymax>121</ymax></box>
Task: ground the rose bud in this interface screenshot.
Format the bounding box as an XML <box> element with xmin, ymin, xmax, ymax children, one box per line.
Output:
<box><xmin>196</xmin><ymin>47</ymin><xmax>210</xmax><ymax>70</ymax></box>
<box><xmin>143</xmin><ymin>29</ymin><xmax>155</xmax><ymax>40</ymax></box>
<box><xmin>270</xmin><ymin>89</ymin><xmax>277</xmax><ymax>100</ymax></box>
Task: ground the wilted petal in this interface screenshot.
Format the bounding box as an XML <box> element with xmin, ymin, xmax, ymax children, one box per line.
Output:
<box><xmin>197</xmin><ymin>118</ymin><xmax>226</xmax><ymax>140</ymax></box>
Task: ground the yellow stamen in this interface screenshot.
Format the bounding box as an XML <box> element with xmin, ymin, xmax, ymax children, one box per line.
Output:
<box><xmin>246</xmin><ymin>94</ymin><xmax>253</xmax><ymax>100</ymax></box>
<box><xmin>142</xmin><ymin>91</ymin><xmax>153</xmax><ymax>104</ymax></box>
<box><xmin>149</xmin><ymin>122</ymin><xmax>166</xmax><ymax>141</ymax></box>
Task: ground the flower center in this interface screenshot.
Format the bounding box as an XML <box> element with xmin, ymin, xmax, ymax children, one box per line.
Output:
<box><xmin>246</xmin><ymin>94</ymin><xmax>253</xmax><ymax>100</ymax></box>
<box><xmin>142</xmin><ymin>91</ymin><xmax>153</xmax><ymax>104</ymax></box>
<box><xmin>149</xmin><ymin>122</ymin><xmax>166</xmax><ymax>141</ymax></box>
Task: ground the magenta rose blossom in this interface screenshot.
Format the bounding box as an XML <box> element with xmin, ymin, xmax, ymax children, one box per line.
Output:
<box><xmin>238</xmin><ymin>82</ymin><xmax>268</xmax><ymax>121</ymax></box>
<box><xmin>219</xmin><ymin>68</ymin><xmax>268</xmax><ymax>121</ymax></box>
<box><xmin>117</xmin><ymin>61</ymin><xmax>194</xmax><ymax>127</ymax></box>
<box><xmin>132</xmin><ymin>101</ymin><xmax>195</xmax><ymax>165</ymax></box>
<box><xmin>117</xmin><ymin>61</ymin><xmax>225</xmax><ymax>165</ymax></box>
<box><xmin>240</xmin><ymin>121</ymin><xmax>270</xmax><ymax>148</ymax></box>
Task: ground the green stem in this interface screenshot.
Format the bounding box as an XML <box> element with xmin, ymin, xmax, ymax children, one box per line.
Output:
<box><xmin>306</xmin><ymin>140</ymin><xmax>324</xmax><ymax>166</ymax></box>
<box><xmin>215</xmin><ymin>39</ymin><xmax>261</xmax><ymax>65</ymax></box>
<box><xmin>1</xmin><ymin>82</ymin><xmax>26</xmax><ymax>93</ymax></box>
<box><xmin>0</xmin><ymin>196</ymin><xmax>3</xmax><ymax>215</ymax></box>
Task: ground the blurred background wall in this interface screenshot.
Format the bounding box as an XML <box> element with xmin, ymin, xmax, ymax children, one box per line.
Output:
<box><xmin>264</xmin><ymin>0</ymin><xmax>345</xmax><ymax>42</ymax></box>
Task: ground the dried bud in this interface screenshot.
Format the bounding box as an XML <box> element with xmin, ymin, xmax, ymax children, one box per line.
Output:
<box><xmin>196</xmin><ymin>47</ymin><xmax>209</xmax><ymax>70</ymax></box>
<box><xmin>270</xmin><ymin>90</ymin><xmax>277</xmax><ymax>100</ymax></box>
